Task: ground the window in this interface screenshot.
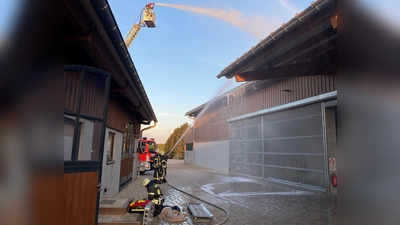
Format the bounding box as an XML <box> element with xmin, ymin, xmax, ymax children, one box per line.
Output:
<box><xmin>123</xmin><ymin>122</ymin><xmax>135</xmax><ymax>158</ymax></box>
<box><xmin>64</xmin><ymin>117</ymin><xmax>76</xmax><ymax>160</ymax></box>
<box><xmin>107</xmin><ymin>132</ymin><xmax>116</xmax><ymax>163</ymax></box>
<box><xmin>186</xmin><ymin>143</ymin><xmax>193</xmax><ymax>151</ymax></box>
<box><xmin>64</xmin><ymin>116</ymin><xmax>103</xmax><ymax>161</ymax></box>
<box><xmin>148</xmin><ymin>142</ymin><xmax>156</xmax><ymax>153</ymax></box>
<box><xmin>64</xmin><ymin>65</ymin><xmax>110</xmax><ymax>167</ymax></box>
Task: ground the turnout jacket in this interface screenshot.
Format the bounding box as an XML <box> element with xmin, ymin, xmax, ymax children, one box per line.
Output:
<box><xmin>146</xmin><ymin>180</ymin><xmax>163</xmax><ymax>205</ymax></box>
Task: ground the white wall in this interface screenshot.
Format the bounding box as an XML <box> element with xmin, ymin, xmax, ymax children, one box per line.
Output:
<box><xmin>64</xmin><ymin>136</ymin><xmax>73</xmax><ymax>160</ymax></box>
<box><xmin>101</xmin><ymin>128</ymin><xmax>123</xmax><ymax>197</ymax></box>
<box><xmin>78</xmin><ymin>118</ymin><xmax>94</xmax><ymax>160</ymax></box>
<box><xmin>193</xmin><ymin>140</ymin><xmax>230</xmax><ymax>173</ymax></box>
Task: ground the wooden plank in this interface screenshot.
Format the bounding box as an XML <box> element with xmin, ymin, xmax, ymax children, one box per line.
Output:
<box><xmin>64</xmin><ymin>171</ymin><xmax>99</xmax><ymax>225</ymax></box>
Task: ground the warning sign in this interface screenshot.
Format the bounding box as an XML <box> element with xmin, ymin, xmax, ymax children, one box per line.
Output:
<box><xmin>329</xmin><ymin>158</ymin><xmax>336</xmax><ymax>166</ymax></box>
<box><xmin>329</xmin><ymin>158</ymin><xmax>336</xmax><ymax>171</ymax></box>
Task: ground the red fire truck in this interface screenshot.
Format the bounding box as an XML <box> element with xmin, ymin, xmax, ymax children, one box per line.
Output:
<box><xmin>137</xmin><ymin>137</ymin><xmax>157</xmax><ymax>174</ymax></box>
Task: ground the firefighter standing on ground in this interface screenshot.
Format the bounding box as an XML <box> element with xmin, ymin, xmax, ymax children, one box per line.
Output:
<box><xmin>141</xmin><ymin>178</ymin><xmax>164</xmax><ymax>208</ymax></box>
<box><xmin>153</xmin><ymin>149</ymin><xmax>162</xmax><ymax>183</ymax></box>
<box><xmin>160</xmin><ymin>150</ymin><xmax>167</xmax><ymax>183</ymax></box>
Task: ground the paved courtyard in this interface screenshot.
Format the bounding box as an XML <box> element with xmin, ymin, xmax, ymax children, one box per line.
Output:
<box><xmin>115</xmin><ymin>159</ymin><xmax>337</xmax><ymax>225</ymax></box>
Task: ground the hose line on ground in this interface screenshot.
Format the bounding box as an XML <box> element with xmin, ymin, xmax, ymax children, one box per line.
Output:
<box><xmin>166</xmin><ymin>181</ymin><xmax>230</xmax><ymax>225</ymax></box>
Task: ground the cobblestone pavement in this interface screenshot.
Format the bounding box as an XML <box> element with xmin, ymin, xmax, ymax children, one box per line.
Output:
<box><xmin>116</xmin><ymin>160</ymin><xmax>337</xmax><ymax>225</ymax></box>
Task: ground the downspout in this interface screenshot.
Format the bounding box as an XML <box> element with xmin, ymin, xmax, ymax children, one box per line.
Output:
<box><xmin>132</xmin><ymin>121</ymin><xmax>156</xmax><ymax>180</ymax></box>
<box><xmin>139</xmin><ymin>122</ymin><xmax>157</xmax><ymax>143</ymax></box>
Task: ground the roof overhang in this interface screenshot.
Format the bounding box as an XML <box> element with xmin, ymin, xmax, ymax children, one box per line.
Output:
<box><xmin>64</xmin><ymin>0</ymin><xmax>157</xmax><ymax>124</ymax></box>
<box><xmin>216</xmin><ymin>0</ymin><xmax>337</xmax><ymax>82</ymax></box>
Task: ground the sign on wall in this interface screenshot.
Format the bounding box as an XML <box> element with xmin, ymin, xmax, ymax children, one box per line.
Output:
<box><xmin>329</xmin><ymin>158</ymin><xmax>336</xmax><ymax>171</ymax></box>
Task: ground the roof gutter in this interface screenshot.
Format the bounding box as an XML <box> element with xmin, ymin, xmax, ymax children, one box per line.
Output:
<box><xmin>88</xmin><ymin>0</ymin><xmax>158</xmax><ymax>124</ymax></box>
<box><xmin>216</xmin><ymin>0</ymin><xmax>334</xmax><ymax>79</ymax></box>
<box><xmin>139</xmin><ymin>122</ymin><xmax>157</xmax><ymax>143</ymax></box>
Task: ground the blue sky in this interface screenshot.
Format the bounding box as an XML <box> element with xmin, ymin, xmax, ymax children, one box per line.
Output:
<box><xmin>1</xmin><ymin>0</ymin><xmax>313</xmax><ymax>143</ymax></box>
<box><xmin>107</xmin><ymin>0</ymin><xmax>311</xmax><ymax>143</ymax></box>
<box><xmin>6</xmin><ymin>0</ymin><xmax>397</xmax><ymax>143</ymax></box>
<box><xmin>0</xmin><ymin>0</ymin><xmax>396</xmax><ymax>143</ymax></box>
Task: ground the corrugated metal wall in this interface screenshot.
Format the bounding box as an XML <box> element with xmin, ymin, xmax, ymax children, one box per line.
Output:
<box><xmin>195</xmin><ymin>107</ymin><xmax>230</xmax><ymax>142</ymax></box>
<box><xmin>183</xmin><ymin>127</ymin><xmax>194</xmax><ymax>143</ymax></box>
<box><xmin>194</xmin><ymin>75</ymin><xmax>336</xmax><ymax>142</ymax></box>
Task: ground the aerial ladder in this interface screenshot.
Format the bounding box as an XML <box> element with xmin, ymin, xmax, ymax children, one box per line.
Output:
<box><xmin>124</xmin><ymin>2</ymin><xmax>156</xmax><ymax>48</ymax></box>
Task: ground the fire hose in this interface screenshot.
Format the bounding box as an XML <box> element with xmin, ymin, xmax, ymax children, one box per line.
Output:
<box><xmin>166</xmin><ymin>181</ymin><xmax>230</xmax><ymax>225</ymax></box>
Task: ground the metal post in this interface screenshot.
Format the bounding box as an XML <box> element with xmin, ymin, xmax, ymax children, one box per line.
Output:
<box><xmin>261</xmin><ymin>115</ymin><xmax>265</xmax><ymax>179</ymax></box>
<box><xmin>321</xmin><ymin>102</ymin><xmax>329</xmax><ymax>192</ymax></box>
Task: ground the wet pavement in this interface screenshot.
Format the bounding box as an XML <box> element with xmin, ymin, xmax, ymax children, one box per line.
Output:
<box><xmin>114</xmin><ymin>159</ymin><xmax>337</xmax><ymax>225</ymax></box>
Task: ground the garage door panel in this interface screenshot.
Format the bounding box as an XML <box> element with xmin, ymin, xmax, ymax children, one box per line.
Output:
<box><xmin>264</xmin><ymin>136</ymin><xmax>323</xmax><ymax>154</ymax></box>
<box><xmin>230</xmin><ymin>162</ymin><xmax>263</xmax><ymax>177</ymax></box>
<box><xmin>264</xmin><ymin>154</ymin><xmax>325</xmax><ymax>171</ymax></box>
<box><xmin>264</xmin><ymin>115</ymin><xmax>322</xmax><ymax>138</ymax></box>
<box><xmin>265</xmin><ymin>166</ymin><xmax>325</xmax><ymax>188</ymax></box>
<box><xmin>230</xmin><ymin>125</ymin><xmax>261</xmax><ymax>140</ymax></box>
<box><xmin>230</xmin><ymin>139</ymin><xmax>262</xmax><ymax>153</ymax></box>
<box><xmin>230</xmin><ymin>152</ymin><xmax>263</xmax><ymax>164</ymax></box>
<box><xmin>230</xmin><ymin>116</ymin><xmax>261</xmax><ymax>127</ymax></box>
<box><xmin>264</xmin><ymin>103</ymin><xmax>322</xmax><ymax>122</ymax></box>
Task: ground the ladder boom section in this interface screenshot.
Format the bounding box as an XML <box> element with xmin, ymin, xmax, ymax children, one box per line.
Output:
<box><xmin>124</xmin><ymin>23</ymin><xmax>143</xmax><ymax>48</ymax></box>
<box><xmin>123</xmin><ymin>3</ymin><xmax>156</xmax><ymax>48</ymax></box>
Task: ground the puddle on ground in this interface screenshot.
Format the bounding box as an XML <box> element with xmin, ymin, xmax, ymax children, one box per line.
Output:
<box><xmin>201</xmin><ymin>181</ymin><xmax>312</xmax><ymax>197</ymax></box>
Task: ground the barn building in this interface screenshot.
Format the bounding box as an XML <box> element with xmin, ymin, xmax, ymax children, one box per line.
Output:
<box><xmin>64</xmin><ymin>0</ymin><xmax>157</xmax><ymax>224</ymax></box>
<box><xmin>184</xmin><ymin>0</ymin><xmax>337</xmax><ymax>195</ymax></box>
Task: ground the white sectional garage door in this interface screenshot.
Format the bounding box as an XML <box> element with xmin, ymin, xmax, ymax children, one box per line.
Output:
<box><xmin>229</xmin><ymin>102</ymin><xmax>326</xmax><ymax>191</ymax></box>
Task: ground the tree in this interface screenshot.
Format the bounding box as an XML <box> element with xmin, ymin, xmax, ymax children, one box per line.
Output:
<box><xmin>156</xmin><ymin>143</ymin><xmax>165</xmax><ymax>151</ymax></box>
<box><xmin>164</xmin><ymin>123</ymin><xmax>189</xmax><ymax>159</ymax></box>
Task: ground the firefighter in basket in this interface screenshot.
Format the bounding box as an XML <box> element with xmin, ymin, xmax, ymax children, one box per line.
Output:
<box><xmin>153</xmin><ymin>149</ymin><xmax>162</xmax><ymax>183</ymax></box>
<box><xmin>160</xmin><ymin>150</ymin><xmax>168</xmax><ymax>183</ymax></box>
<box><xmin>142</xmin><ymin>178</ymin><xmax>164</xmax><ymax>211</ymax></box>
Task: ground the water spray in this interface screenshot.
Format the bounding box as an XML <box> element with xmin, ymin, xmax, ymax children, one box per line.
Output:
<box><xmin>166</xmin><ymin>141</ymin><xmax>180</xmax><ymax>157</ymax></box>
<box><xmin>166</xmin><ymin>123</ymin><xmax>194</xmax><ymax>157</ymax></box>
<box><xmin>165</xmin><ymin>78</ymin><xmax>236</xmax><ymax>158</ymax></box>
<box><xmin>154</xmin><ymin>2</ymin><xmax>268</xmax><ymax>38</ymax></box>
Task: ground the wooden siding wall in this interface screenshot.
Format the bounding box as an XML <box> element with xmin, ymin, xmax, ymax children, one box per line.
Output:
<box><xmin>107</xmin><ymin>95</ymin><xmax>140</xmax><ymax>137</ymax></box>
<box><xmin>64</xmin><ymin>71</ymin><xmax>80</xmax><ymax>113</ymax></box>
<box><xmin>64</xmin><ymin>71</ymin><xmax>106</xmax><ymax>118</ymax></box>
<box><xmin>194</xmin><ymin>75</ymin><xmax>336</xmax><ymax>142</ymax></box>
<box><xmin>65</xmin><ymin>72</ymin><xmax>141</xmax><ymax>137</ymax></box>
<box><xmin>64</xmin><ymin>171</ymin><xmax>99</xmax><ymax>225</ymax></box>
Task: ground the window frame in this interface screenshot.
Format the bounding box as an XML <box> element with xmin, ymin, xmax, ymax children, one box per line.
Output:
<box><xmin>64</xmin><ymin>65</ymin><xmax>111</xmax><ymax>173</ymax></box>
<box><xmin>107</xmin><ymin>131</ymin><xmax>116</xmax><ymax>164</ymax></box>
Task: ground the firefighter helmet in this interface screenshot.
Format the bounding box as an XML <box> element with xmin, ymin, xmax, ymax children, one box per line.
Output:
<box><xmin>160</xmin><ymin>150</ymin><xmax>165</xmax><ymax>156</ymax></box>
<box><xmin>142</xmin><ymin>178</ymin><xmax>151</xmax><ymax>186</ymax></box>
<box><xmin>156</xmin><ymin>149</ymin><xmax>160</xmax><ymax>153</ymax></box>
